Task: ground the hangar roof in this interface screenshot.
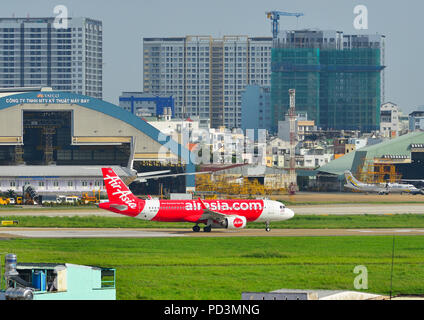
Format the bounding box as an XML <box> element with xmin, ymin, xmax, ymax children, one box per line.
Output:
<box><xmin>0</xmin><ymin>90</ymin><xmax>195</xmax><ymax>186</ymax></box>
<box><xmin>0</xmin><ymin>91</ymin><xmax>185</xmax><ymax>161</ymax></box>
<box><xmin>318</xmin><ymin>131</ymin><xmax>424</xmax><ymax>175</ymax></box>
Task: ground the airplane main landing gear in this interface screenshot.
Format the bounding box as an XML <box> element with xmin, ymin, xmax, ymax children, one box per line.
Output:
<box><xmin>192</xmin><ymin>225</ymin><xmax>200</xmax><ymax>232</ymax></box>
<box><xmin>204</xmin><ymin>225</ymin><xmax>212</xmax><ymax>232</ymax></box>
<box><xmin>265</xmin><ymin>222</ymin><xmax>271</xmax><ymax>232</ymax></box>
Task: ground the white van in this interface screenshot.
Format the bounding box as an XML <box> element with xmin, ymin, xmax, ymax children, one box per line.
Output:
<box><xmin>57</xmin><ymin>196</ymin><xmax>79</xmax><ymax>204</ymax></box>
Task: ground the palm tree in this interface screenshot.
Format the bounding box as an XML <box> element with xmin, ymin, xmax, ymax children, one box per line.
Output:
<box><xmin>6</xmin><ymin>189</ymin><xmax>17</xmax><ymax>199</ymax></box>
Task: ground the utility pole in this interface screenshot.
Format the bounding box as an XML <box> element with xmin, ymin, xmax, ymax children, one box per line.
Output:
<box><xmin>288</xmin><ymin>89</ymin><xmax>297</xmax><ymax>193</ymax></box>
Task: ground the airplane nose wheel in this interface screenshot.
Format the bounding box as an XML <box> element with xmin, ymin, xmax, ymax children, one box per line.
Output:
<box><xmin>265</xmin><ymin>222</ymin><xmax>271</xmax><ymax>232</ymax></box>
<box><xmin>192</xmin><ymin>225</ymin><xmax>200</xmax><ymax>232</ymax></box>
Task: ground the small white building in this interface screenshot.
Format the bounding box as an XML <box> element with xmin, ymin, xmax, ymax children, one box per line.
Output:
<box><xmin>148</xmin><ymin>117</ymin><xmax>201</xmax><ymax>143</ymax></box>
<box><xmin>348</xmin><ymin>138</ymin><xmax>367</xmax><ymax>150</ymax></box>
<box><xmin>207</xmin><ymin>127</ymin><xmax>246</xmax><ymax>164</ymax></box>
<box><xmin>409</xmin><ymin>107</ymin><xmax>424</xmax><ymax>132</ymax></box>
<box><xmin>380</xmin><ymin>102</ymin><xmax>400</xmax><ymax>138</ymax></box>
<box><xmin>297</xmin><ymin>143</ymin><xmax>334</xmax><ymax>169</ymax></box>
<box><xmin>0</xmin><ymin>165</ymin><xmax>135</xmax><ymax>196</ymax></box>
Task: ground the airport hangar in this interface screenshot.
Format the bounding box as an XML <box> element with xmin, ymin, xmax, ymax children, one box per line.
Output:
<box><xmin>0</xmin><ymin>88</ymin><xmax>195</xmax><ymax>196</ymax></box>
<box><xmin>315</xmin><ymin>131</ymin><xmax>424</xmax><ymax>191</ymax></box>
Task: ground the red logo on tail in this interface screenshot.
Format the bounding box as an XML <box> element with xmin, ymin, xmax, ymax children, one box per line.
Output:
<box><xmin>102</xmin><ymin>168</ymin><xmax>137</xmax><ymax>209</ymax></box>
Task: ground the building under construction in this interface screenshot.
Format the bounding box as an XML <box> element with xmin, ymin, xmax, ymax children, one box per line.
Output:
<box><xmin>271</xmin><ymin>30</ymin><xmax>385</xmax><ymax>133</ymax></box>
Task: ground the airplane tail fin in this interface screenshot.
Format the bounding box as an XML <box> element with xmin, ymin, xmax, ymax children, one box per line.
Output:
<box><xmin>344</xmin><ymin>170</ymin><xmax>361</xmax><ymax>187</ymax></box>
<box><xmin>101</xmin><ymin>168</ymin><xmax>140</xmax><ymax>211</ymax></box>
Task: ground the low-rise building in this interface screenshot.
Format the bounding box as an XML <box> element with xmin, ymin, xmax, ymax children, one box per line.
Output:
<box><xmin>409</xmin><ymin>107</ymin><xmax>424</xmax><ymax>132</ymax></box>
<box><xmin>298</xmin><ymin>144</ymin><xmax>333</xmax><ymax>169</ymax></box>
<box><xmin>380</xmin><ymin>102</ymin><xmax>400</xmax><ymax>138</ymax></box>
<box><xmin>348</xmin><ymin>138</ymin><xmax>367</xmax><ymax>150</ymax></box>
<box><xmin>278</xmin><ymin>112</ymin><xmax>314</xmax><ymax>142</ymax></box>
<box><xmin>119</xmin><ymin>92</ymin><xmax>174</xmax><ymax>118</ymax></box>
<box><xmin>0</xmin><ymin>165</ymin><xmax>135</xmax><ymax>196</ymax></box>
<box><xmin>147</xmin><ymin>117</ymin><xmax>201</xmax><ymax>144</ymax></box>
<box><xmin>0</xmin><ymin>260</ymin><xmax>116</xmax><ymax>300</ymax></box>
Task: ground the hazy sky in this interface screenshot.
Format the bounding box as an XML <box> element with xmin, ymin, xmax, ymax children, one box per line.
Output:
<box><xmin>5</xmin><ymin>0</ymin><xmax>424</xmax><ymax>113</ymax></box>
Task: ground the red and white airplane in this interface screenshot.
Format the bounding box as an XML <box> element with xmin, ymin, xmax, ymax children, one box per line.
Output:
<box><xmin>98</xmin><ymin>168</ymin><xmax>294</xmax><ymax>232</ymax></box>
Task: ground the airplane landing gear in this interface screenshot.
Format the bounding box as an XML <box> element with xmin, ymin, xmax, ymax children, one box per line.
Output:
<box><xmin>192</xmin><ymin>225</ymin><xmax>200</xmax><ymax>232</ymax></box>
<box><xmin>265</xmin><ymin>222</ymin><xmax>271</xmax><ymax>232</ymax></box>
<box><xmin>204</xmin><ymin>225</ymin><xmax>212</xmax><ymax>232</ymax></box>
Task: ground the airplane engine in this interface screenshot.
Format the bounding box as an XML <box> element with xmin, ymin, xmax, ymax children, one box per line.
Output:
<box><xmin>224</xmin><ymin>215</ymin><xmax>247</xmax><ymax>229</ymax></box>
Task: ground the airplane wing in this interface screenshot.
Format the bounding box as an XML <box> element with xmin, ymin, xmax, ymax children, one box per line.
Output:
<box><xmin>137</xmin><ymin>170</ymin><xmax>170</xmax><ymax>177</ymax></box>
<box><xmin>135</xmin><ymin>171</ymin><xmax>212</xmax><ymax>182</ymax></box>
<box><xmin>197</xmin><ymin>197</ymin><xmax>226</xmax><ymax>223</ymax></box>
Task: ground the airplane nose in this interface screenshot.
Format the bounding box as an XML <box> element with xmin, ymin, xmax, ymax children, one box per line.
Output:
<box><xmin>286</xmin><ymin>208</ymin><xmax>295</xmax><ymax>219</ymax></box>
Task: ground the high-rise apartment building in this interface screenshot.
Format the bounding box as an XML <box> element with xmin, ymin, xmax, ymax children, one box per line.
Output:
<box><xmin>271</xmin><ymin>30</ymin><xmax>385</xmax><ymax>132</ymax></box>
<box><xmin>241</xmin><ymin>85</ymin><xmax>272</xmax><ymax>132</ymax></box>
<box><xmin>0</xmin><ymin>17</ymin><xmax>102</xmax><ymax>99</ymax></box>
<box><xmin>143</xmin><ymin>36</ymin><xmax>272</xmax><ymax>129</ymax></box>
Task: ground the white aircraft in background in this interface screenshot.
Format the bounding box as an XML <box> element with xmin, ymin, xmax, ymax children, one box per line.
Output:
<box><xmin>344</xmin><ymin>171</ymin><xmax>423</xmax><ymax>195</ymax></box>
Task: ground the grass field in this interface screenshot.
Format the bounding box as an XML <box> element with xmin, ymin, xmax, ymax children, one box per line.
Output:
<box><xmin>1</xmin><ymin>214</ymin><xmax>424</xmax><ymax>229</ymax></box>
<box><xmin>0</xmin><ymin>236</ymin><xmax>423</xmax><ymax>299</ymax></box>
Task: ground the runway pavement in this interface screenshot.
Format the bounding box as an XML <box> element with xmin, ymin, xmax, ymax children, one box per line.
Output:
<box><xmin>1</xmin><ymin>227</ymin><xmax>424</xmax><ymax>238</ymax></box>
<box><xmin>0</xmin><ymin>203</ymin><xmax>422</xmax><ymax>239</ymax></box>
<box><xmin>292</xmin><ymin>203</ymin><xmax>424</xmax><ymax>215</ymax></box>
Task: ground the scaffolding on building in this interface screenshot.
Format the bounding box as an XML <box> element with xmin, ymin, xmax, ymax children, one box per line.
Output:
<box><xmin>355</xmin><ymin>157</ymin><xmax>402</xmax><ymax>184</ymax></box>
<box><xmin>195</xmin><ymin>174</ymin><xmax>287</xmax><ymax>198</ymax></box>
<box><xmin>271</xmin><ymin>41</ymin><xmax>385</xmax><ymax>132</ymax></box>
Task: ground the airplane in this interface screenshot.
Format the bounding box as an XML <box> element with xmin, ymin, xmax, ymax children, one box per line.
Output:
<box><xmin>344</xmin><ymin>170</ymin><xmax>423</xmax><ymax>195</ymax></box>
<box><xmin>98</xmin><ymin>167</ymin><xmax>294</xmax><ymax>232</ymax></box>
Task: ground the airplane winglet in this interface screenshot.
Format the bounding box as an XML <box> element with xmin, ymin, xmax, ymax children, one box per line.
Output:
<box><xmin>148</xmin><ymin>195</ymin><xmax>152</xmax><ymax>200</ymax></box>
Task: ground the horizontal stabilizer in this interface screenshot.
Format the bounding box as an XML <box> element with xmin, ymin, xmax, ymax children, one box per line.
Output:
<box><xmin>110</xmin><ymin>203</ymin><xmax>128</xmax><ymax>211</ymax></box>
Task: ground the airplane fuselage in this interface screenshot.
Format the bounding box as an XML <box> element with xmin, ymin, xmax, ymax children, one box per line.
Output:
<box><xmin>344</xmin><ymin>181</ymin><xmax>420</xmax><ymax>194</ymax></box>
<box><xmin>100</xmin><ymin>198</ymin><xmax>294</xmax><ymax>224</ymax></box>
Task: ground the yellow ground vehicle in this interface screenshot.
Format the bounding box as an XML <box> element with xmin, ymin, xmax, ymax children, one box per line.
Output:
<box><xmin>81</xmin><ymin>190</ymin><xmax>100</xmax><ymax>204</ymax></box>
<box><xmin>16</xmin><ymin>197</ymin><xmax>23</xmax><ymax>205</ymax></box>
<box><xmin>0</xmin><ymin>197</ymin><xmax>10</xmax><ymax>205</ymax></box>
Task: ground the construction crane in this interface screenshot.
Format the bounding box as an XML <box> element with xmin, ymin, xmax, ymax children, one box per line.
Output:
<box><xmin>266</xmin><ymin>11</ymin><xmax>304</xmax><ymax>38</ymax></box>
